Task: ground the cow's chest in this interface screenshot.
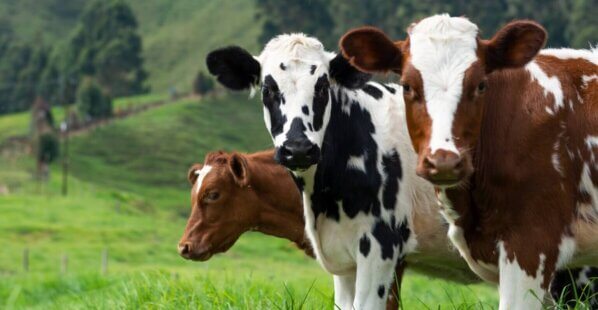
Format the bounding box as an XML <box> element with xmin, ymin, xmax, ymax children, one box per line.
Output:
<box><xmin>437</xmin><ymin>191</ymin><xmax>500</xmax><ymax>283</ymax></box>
<box><xmin>302</xmin><ymin>190</ymin><xmax>379</xmax><ymax>274</ymax></box>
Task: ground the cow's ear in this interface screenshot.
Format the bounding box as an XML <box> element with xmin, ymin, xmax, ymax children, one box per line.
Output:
<box><xmin>340</xmin><ymin>26</ymin><xmax>403</xmax><ymax>74</ymax></box>
<box><xmin>329</xmin><ymin>53</ymin><xmax>372</xmax><ymax>89</ymax></box>
<box><xmin>229</xmin><ymin>153</ymin><xmax>250</xmax><ymax>187</ymax></box>
<box><xmin>484</xmin><ymin>21</ymin><xmax>546</xmax><ymax>73</ymax></box>
<box><xmin>206</xmin><ymin>46</ymin><xmax>261</xmax><ymax>90</ymax></box>
<box><xmin>187</xmin><ymin>163</ymin><xmax>204</xmax><ymax>185</ymax></box>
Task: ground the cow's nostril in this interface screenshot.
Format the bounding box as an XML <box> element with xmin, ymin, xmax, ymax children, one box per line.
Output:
<box><xmin>178</xmin><ymin>243</ymin><xmax>190</xmax><ymax>256</ymax></box>
<box><xmin>423</xmin><ymin>156</ymin><xmax>436</xmax><ymax>170</ymax></box>
<box><xmin>280</xmin><ymin>146</ymin><xmax>293</xmax><ymax>158</ymax></box>
<box><xmin>454</xmin><ymin>159</ymin><xmax>464</xmax><ymax>170</ymax></box>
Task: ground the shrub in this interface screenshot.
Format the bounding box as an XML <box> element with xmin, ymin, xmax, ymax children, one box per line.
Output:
<box><xmin>192</xmin><ymin>72</ymin><xmax>214</xmax><ymax>95</ymax></box>
<box><xmin>77</xmin><ymin>77</ymin><xmax>112</xmax><ymax>120</ymax></box>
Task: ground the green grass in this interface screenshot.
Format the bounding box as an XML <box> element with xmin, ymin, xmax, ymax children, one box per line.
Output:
<box><xmin>0</xmin><ymin>94</ymin><xmax>502</xmax><ymax>308</ymax></box>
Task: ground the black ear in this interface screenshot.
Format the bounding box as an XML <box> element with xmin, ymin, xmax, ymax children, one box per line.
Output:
<box><xmin>206</xmin><ymin>46</ymin><xmax>261</xmax><ymax>90</ymax></box>
<box><xmin>329</xmin><ymin>53</ymin><xmax>372</xmax><ymax>89</ymax></box>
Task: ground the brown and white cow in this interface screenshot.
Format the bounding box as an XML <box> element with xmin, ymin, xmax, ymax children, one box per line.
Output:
<box><xmin>340</xmin><ymin>14</ymin><xmax>598</xmax><ymax>309</ymax></box>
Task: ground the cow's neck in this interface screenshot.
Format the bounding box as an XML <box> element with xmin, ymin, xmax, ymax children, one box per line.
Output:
<box><xmin>245</xmin><ymin>154</ymin><xmax>310</xmax><ymax>255</ymax></box>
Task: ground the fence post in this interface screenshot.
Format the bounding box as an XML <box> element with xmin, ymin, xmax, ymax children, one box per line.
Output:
<box><xmin>61</xmin><ymin>254</ymin><xmax>68</xmax><ymax>275</ymax></box>
<box><xmin>22</xmin><ymin>248</ymin><xmax>29</xmax><ymax>272</ymax></box>
<box><xmin>101</xmin><ymin>248</ymin><xmax>108</xmax><ymax>275</ymax></box>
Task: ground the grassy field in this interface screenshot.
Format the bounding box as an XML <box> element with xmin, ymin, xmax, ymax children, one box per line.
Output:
<box><xmin>0</xmin><ymin>94</ymin><xmax>504</xmax><ymax>309</ymax></box>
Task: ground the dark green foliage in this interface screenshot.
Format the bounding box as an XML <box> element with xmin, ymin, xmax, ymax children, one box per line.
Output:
<box><xmin>256</xmin><ymin>0</ymin><xmax>594</xmax><ymax>50</ymax></box>
<box><xmin>77</xmin><ymin>77</ymin><xmax>112</xmax><ymax>120</ymax></box>
<box><xmin>37</xmin><ymin>132</ymin><xmax>59</xmax><ymax>164</ymax></box>
<box><xmin>192</xmin><ymin>72</ymin><xmax>215</xmax><ymax>95</ymax></box>
<box><xmin>255</xmin><ymin>0</ymin><xmax>335</xmax><ymax>47</ymax></box>
<box><xmin>0</xmin><ymin>38</ymin><xmax>50</xmax><ymax>114</ymax></box>
<box><xmin>65</xmin><ymin>0</ymin><xmax>148</xmax><ymax>98</ymax></box>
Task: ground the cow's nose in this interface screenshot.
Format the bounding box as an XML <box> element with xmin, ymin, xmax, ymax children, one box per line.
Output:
<box><xmin>178</xmin><ymin>242</ymin><xmax>191</xmax><ymax>258</ymax></box>
<box><xmin>276</xmin><ymin>140</ymin><xmax>320</xmax><ymax>170</ymax></box>
<box><xmin>422</xmin><ymin>150</ymin><xmax>463</xmax><ymax>185</ymax></box>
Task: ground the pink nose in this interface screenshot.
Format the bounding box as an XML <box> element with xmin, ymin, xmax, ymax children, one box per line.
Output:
<box><xmin>421</xmin><ymin>150</ymin><xmax>464</xmax><ymax>184</ymax></box>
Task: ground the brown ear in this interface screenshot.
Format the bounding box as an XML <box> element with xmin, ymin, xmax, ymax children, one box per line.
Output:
<box><xmin>187</xmin><ymin>163</ymin><xmax>204</xmax><ymax>185</ymax></box>
<box><xmin>484</xmin><ymin>21</ymin><xmax>546</xmax><ymax>72</ymax></box>
<box><xmin>229</xmin><ymin>153</ymin><xmax>249</xmax><ymax>187</ymax></box>
<box><xmin>340</xmin><ymin>26</ymin><xmax>403</xmax><ymax>73</ymax></box>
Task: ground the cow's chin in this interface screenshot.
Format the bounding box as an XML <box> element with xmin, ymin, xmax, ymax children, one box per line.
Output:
<box><xmin>187</xmin><ymin>238</ymin><xmax>238</xmax><ymax>262</ymax></box>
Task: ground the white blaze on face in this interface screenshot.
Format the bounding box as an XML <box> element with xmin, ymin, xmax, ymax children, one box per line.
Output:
<box><xmin>195</xmin><ymin>165</ymin><xmax>212</xmax><ymax>194</ymax></box>
<box><xmin>409</xmin><ymin>14</ymin><xmax>479</xmax><ymax>154</ymax></box>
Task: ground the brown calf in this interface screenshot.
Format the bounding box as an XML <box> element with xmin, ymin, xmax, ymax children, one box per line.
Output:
<box><xmin>340</xmin><ymin>14</ymin><xmax>598</xmax><ymax>309</ymax></box>
<box><xmin>177</xmin><ymin>150</ymin><xmax>480</xmax><ymax>309</ymax></box>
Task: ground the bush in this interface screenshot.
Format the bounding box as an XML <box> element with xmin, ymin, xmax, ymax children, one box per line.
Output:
<box><xmin>192</xmin><ymin>72</ymin><xmax>214</xmax><ymax>95</ymax></box>
<box><xmin>77</xmin><ymin>77</ymin><xmax>112</xmax><ymax>120</ymax></box>
<box><xmin>37</xmin><ymin>133</ymin><xmax>59</xmax><ymax>164</ymax></box>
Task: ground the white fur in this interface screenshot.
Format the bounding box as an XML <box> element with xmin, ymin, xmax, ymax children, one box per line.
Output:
<box><xmin>409</xmin><ymin>14</ymin><xmax>478</xmax><ymax>154</ymax></box>
<box><xmin>556</xmin><ymin>235</ymin><xmax>577</xmax><ymax>269</ymax></box>
<box><xmin>582</xmin><ymin>75</ymin><xmax>598</xmax><ymax>89</ymax></box>
<box><xmin>526</xmin><ymin>61</ymin><xmax>565</xmax><ymax>112</ymax></box>
<box><xmin>541</xmin><ymin>48</ymin><xmax>598</xmax><ymax>65</ymax></box>
<box><xmin>347</xmin><ymin>154</ymin><xmax>366</xmax><ymax>172</ymax></box>
<box><xmin>498</xmin><ymin>241</ymin><xmax>546</xmax><ymax>310</ymax></box>
<box><xmin>194</xmin><ymin>165</ymin><xmax>212</xmax><ymax>194</ymax></box>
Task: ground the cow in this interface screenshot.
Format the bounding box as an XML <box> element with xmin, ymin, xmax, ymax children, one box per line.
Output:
<box><xmin>340</xmin><ymin>14</ymin><xmax>598</xmax><ymax>309</ymax></box>
<box><xmin>177</xmin><ymin>149</ymin><xmax>597</xmax><ymax>308</ymax></box>
<box><xmin>205</xmin><ymin>33</ymin><xmax>436</xmax><ymax>309</ymax></box>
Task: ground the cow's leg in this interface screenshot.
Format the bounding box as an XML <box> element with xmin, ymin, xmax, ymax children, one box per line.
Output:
<box><xmin>353</xmin><ymin>244</ymin><xmax>399</xmax><ymax>309</ymax></box>
<box><xmin>498</xmin><ymin>241</ymin><xmax>556</xmax><ymax>310</ymax></box>
<box><xmin>333</xmin><ymin>273</ymin><xmax>356</xmax><ymax>310</ymax></box>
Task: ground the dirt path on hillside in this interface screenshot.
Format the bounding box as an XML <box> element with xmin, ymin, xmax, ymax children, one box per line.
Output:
<box><xmin>0</xmin><ymin>94</ymin><xmax>196</xmax><ymax>154</ymax></box>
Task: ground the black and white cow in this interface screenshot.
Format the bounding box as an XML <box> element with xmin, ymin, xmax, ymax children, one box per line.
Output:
<box><xmin>207</xmin><ymin>34</ymin><xmax>427</xmax><ymax>309</ymax></box>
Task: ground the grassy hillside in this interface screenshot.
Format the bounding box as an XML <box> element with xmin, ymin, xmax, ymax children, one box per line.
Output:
<box><xmin>0</xmin><ymin>0</ymin><xmax>262</xmax><ymax>93</ymax></box>
<box><xmin>0</xmin><ymin>94</ymin><xmax>500</xmax><ymax>308</ymax></box>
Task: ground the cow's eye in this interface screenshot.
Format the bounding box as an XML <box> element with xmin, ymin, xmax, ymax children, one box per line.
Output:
<box><xmin>402</xmin><ymin>83</ymin><xmax>411</xmax><ymax>93</ymax></box>
<box><xmin>205</xmin><ymin>192</ymin><xmax>220</xmax><ymax>202</ymax></box>
<box><xmin>477</xmin><ymin>81</ymin><xmax>487</xmax><ymax>93</ymax></box>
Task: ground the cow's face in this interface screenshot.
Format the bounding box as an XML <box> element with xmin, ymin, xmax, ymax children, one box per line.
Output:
<box><xmin>341</xmin><ymin>15</ymin><xmax>545</xmax><ymax>187</ymax></box>
<box><xmin>207</xmin><ymin>34</ymin><xmax>370</xmax><ymax>171</ymax></box>
<box><xmin>178</xmin><ymin>152</ymin><xmax>258</xmax><ymax>261</ymax></box>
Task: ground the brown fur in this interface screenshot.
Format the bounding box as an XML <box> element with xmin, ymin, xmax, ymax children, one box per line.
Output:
<box><xmin>340</xmin><ymin>19</ymin><xmax>598</xmax><ymax>292</ymax></box>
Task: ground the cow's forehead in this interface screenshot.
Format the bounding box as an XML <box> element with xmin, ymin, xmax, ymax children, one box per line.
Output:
<box><xmin>258</xmin><ymin>33</ymin><xmax>332</xmax><ymax>82</ymax></box>
<box><xmin>409</xmin><ymin>14</ymin><xmax>479</xmax><ymax>84</ymax></box>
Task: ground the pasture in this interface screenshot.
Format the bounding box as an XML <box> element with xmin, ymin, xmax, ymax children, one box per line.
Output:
<box><xmin>0</xmin><ymin>94</ymin><xmax>500</xmax><ymax>309</ymax></box>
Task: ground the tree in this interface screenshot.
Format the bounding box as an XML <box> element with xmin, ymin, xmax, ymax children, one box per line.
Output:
<box><xmin>77</xmin><ymin>77</ymin><xmax>112</xmax><ymax>120</ymax></box>
<box><xmin>192</xmin><ymin>72</ymin><xmax>214</xmax><ymax>96</ymax></box>
<box><xmin>66</xmin><ymin>0</ymin><xmax>148</xmax><ymax>98</ymax></box>
<box><xmin>566</xmin><ymin>0</ymin><xmax>598</xmax><ymax>48</ymax></box>
<box><xmin>30</xmin><ymin>96</ymin><xmax>59</xmax><ymax>181</ymax></box>
<box><xmin>255</xmin><ymin>0</ymin><xmax>335</xmax><ymax>48</ymax></box>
